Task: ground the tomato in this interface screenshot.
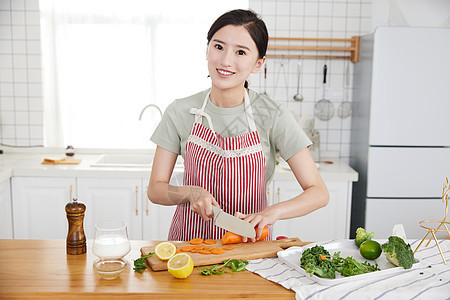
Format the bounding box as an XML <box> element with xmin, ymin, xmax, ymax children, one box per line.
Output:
<box><xmin>276</xmin><ymin>236</ymin><xmax>288</xmax><ymax>240</ymax></box>
<box><xmin>360</xmin><ymin>240</ymin><xmax>382</xmax><ymax>260</ymax></box>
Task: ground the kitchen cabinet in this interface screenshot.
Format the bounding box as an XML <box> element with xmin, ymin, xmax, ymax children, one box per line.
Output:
<box><xmin>77</xmin><ymin>178</ymin><xmax>143</xmax><ymax>240</ymax></box>
<box><xmin>269</xmin><ymin>180</ymin><xmax>352</xmax><ymax>241</ymax></box>
<box><xmin>12</xmin><ymin>177</ymin><xmax>76</xmax><ymax>239</ymax></box>
<box><xmin>0</xmin><ymin>179</ymin><xmax>13</xmax><ymax>238</ymax></box>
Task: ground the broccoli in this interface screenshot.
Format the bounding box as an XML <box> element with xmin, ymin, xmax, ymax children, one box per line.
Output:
<box><xmin>381</xmin><ymin>236</ymin><xmax>415</xmax><ymax>269</ymax></box>
<box><xmin>355</xmin><ymin>227</ymin><xmax>374</xmax><ymax>248</ymax></box>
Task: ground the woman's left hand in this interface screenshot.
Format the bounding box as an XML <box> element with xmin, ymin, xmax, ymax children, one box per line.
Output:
<box><xmin>234</xmin><ymin>208</ymin><xmax>280</xmax><ymax>242</ymax></box>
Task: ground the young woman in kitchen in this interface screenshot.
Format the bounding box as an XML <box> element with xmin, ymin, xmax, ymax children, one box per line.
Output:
<box><xmin>148</xmin><ymin>9</ymin><xmax>329</xmax><ymax>242</ymax></box>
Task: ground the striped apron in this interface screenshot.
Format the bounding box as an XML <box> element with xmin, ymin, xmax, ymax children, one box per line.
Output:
<box><xmin>168</xmin><ymin>90</ymin><xmax>271</xmax><ymax>241</ymax></box>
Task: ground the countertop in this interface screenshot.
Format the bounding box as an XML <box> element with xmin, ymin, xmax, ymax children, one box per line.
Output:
<box><xmin>0</xmin><ymin>239</ymin><xmax>294</xmax><ymax>299</ymax></box>
<box><xmin>0</xmin><ymin>151</ymin><xmax>358</xmax><ymax>182</ymax></box>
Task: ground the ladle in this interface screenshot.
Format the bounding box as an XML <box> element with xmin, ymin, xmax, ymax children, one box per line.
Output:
<box><xmin>293</xmin><ymin>61</ymin><xmax>303</xmax><ymax>101</ymax></box>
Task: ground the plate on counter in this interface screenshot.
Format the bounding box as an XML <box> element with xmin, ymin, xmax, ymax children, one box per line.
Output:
<box><xmin>277</xmin><ymin>240</ymin><xmax>421</xmax><ymax>286</ymax></box>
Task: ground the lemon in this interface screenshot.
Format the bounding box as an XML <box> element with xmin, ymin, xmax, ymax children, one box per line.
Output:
<box><xmin>167</xmin><ymin>253</ymin><xmax>194</xmax><ymax>279</ymax></box>
<box><xmin>155</xmin><ymin>242</ymin><xmax>177</xmax><ymax>260</ymax></box>
<box><xmin>360</xmin><ymin>240</ymin><xmax>382</xmax><ymax>260</ymax></box>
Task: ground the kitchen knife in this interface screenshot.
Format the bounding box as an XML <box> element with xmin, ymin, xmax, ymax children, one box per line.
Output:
<box><xmin>212</xmin><ymin>206</ymin><xmax>256</xmax><ymax>238</ymax></box>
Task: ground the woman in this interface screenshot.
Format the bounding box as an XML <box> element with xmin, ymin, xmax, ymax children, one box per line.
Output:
<box><xmin>148</xmin><ymin>9</ymin><xmax>329</xmax><ymax>242</ymax></box>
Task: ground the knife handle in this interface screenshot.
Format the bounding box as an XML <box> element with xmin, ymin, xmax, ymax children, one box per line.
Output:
<box><xmin>271</xmin><ymin>237</ymin><xmax>309</xmax><ymax>249</ymax></box>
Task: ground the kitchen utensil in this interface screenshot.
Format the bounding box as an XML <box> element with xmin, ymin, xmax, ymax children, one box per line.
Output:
<box><xmin>337</xmin><ymin>61</ymin><xmax>352</xmax><ymax>119</ymax></box>
<box><xmin>274</xmin><ymin>59</ymin><xmax>289</xmax><ymax>101</ymax></box>
<box><xmin>212</xmin><ymin>206</ymin><xmax>256</xmax><ymax>238</ymax></box>
<box><xmin>65</xmin><ymin>198</ymin><xmax>86</xmax><ymax>255</ymax></box>
<box><xmin>141</xmin><ymin>237</ymin><xmax>307</xmax><ymax>271</ymax></box>
<box><xmin>314</xmin><ymin>64</ymin><xmax>335</xmax><ymax>121</ymax></box>
<box><xmin>293</xmin><ymin>61</ymin><xmax>304</xmax><ymax>101</ymax></box>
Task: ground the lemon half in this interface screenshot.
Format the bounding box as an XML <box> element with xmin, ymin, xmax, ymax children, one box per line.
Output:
<box><xmin>167</xmin><ymin>253</ymin><xmax>194</xmax><ymax>279</ymax></box>
<box><xmin>155</xmin><ymin>242</ymin><xmax>177</xmax><ymax>260</ymax></box>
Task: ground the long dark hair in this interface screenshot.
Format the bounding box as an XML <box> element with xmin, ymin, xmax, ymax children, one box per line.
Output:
<box><xmin>207</xmin><ymin>9</ymin><xmax>268</xmax><ymax>88</ymax></box>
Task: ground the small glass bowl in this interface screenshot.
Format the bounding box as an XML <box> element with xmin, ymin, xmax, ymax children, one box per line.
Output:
<box><xmin>93</xmin><ymin>258</ymin><xmax>127</xmax><ymax>280</ymax></box>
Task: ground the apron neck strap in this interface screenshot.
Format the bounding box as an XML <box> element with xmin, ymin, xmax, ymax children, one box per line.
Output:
<box><xmin>190</xmin><ymin>89</ymin><xmax>257</xmax><ymax>133</ymax></box>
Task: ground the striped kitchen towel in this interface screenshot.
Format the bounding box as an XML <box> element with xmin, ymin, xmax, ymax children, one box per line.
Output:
<box><xmin>246</xmin><ymin>239</ymin><xmax>450</xmax><ymax>300</ymax></box>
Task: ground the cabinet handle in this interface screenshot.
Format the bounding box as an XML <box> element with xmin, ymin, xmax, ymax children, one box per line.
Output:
<box><xmin>69</xmin><ymin>185</ymin><xmax>73</xmax><ymax>202</ymax></box>
<box><xmin>277</xmin><ymin>187</ymin><xmax>280</xmax><ymax>203</ymax></box>
<box><xmin>145</xmin><ymin>186</ymin><xmax>149</xmax><ymax>216</ymax></box>
<box><xmin>135</xmin><ymin>186</ymin><xmax>139</xmax><ymax>216</ymax></box>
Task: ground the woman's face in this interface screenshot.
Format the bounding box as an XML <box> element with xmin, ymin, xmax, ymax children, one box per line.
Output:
<box><xmin>206</xmin><ymin>25</ymin><xmax>264</xmax><ymax>91</ymax></box>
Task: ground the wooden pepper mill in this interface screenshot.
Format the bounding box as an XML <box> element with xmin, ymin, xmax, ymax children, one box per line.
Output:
<box><xmin>65</xmin><ymin>198</ymin><xmax>86</xmax><ymax>255</ymax></box>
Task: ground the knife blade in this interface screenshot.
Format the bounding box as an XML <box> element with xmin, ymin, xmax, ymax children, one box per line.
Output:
<box><xmin>211</xmin><ymin>206</ymin><xmax>256</xmax><ymax>238</ymax></box>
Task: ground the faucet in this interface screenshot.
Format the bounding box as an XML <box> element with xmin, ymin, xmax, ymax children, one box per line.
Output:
<box><xmin>139</xmin><ymin>104</ymin><xmax>163</xmax><ymax>120</ymax></box>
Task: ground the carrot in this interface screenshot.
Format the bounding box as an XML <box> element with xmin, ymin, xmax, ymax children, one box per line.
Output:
<box><xmin>223</xmin><ymin>246</ymin><xmax>234</xmax><ymax>251</ymax></box>
<box><xmin>193</xmin><ymin>244</ymin><xmax>205</xmax><ymax>250</ymax></box>
<box><xmin>189</xmin><ymin>238</ymin><xmax>203</xmax><ymax>245</ymax></box>
<box><xmin>180</xmin><ymin>246</ymin><xmax>194</xmax><ymax>252</ymax></box>
<box><xmin>198</xmin><ymin>249</ymin><xmax>211</xmax><ymax>255</ymax></box>
<box><xmin>221</xmin><ymin>226</ymin><xmax>269</xmax><ymax>245</ymax></box>
<box><xmin>320</xmin><ymin>254</ymin><xmax>327</xmax><ymax>261</ymax></box>
<box><xmin>204</xmin><ymin>239</ymin><xmax>216</xmax><ymax>245</ymax></box>
<box><xmin>210</xmin><ymin>248</ymin><xmax>225</xmax><ymax>255</ymax></box>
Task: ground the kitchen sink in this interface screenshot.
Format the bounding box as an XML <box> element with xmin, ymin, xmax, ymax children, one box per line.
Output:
<box><xmin>91</xmin><ymin>154</ymin><xmax>184</xmax><ymax>168</ymax></box>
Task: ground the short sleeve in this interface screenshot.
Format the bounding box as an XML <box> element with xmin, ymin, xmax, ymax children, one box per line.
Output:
<box><xmin>150</xmin><ymin>102</ymin><xmax>181</xmax><ymax>155</ymax></box>
<box><xmin>271</xmin><ymin>103</ymin><xmax>312</xmax><ymax>160</ymax></box>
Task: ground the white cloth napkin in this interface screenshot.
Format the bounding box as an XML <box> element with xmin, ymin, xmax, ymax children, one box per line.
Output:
<box><xmin>246</xmin><ymin>239</ymin><xmax>450</xmax><ymax>300</ymax></box>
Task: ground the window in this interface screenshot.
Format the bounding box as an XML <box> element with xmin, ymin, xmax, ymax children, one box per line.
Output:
<box><xmin>40</xmin><ymin>0</ymin><xmax>248</xmax><ymax>148</ymax></box>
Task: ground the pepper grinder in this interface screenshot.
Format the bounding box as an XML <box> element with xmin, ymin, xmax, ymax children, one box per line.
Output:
<box><xmin>65</xmin><ymin>198</ymin><xmax>86</xmax><ymax>255</ymax></box>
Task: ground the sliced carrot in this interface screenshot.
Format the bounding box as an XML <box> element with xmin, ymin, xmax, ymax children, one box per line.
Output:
<box><xmin>180</xmin><ymin>246</ymin><xmax>194</xmax><ymax>252</ymax></box>
<box><xmin>193</xmin><ymin>244</ymin><xmax>205</xmax><ymax>250</ymax></box>
<box><xmin>189</xmin><ymin>249</ymin><xmax>197</xmax><ymax>253</ymax></box>
<box><xmin>189</xmin><ymin>238</ymin><xmax>204</xmax><ymax>245</ymax></box>
<box><xmin>223</xmin><ymin>247</ymin><xmax>234</xmax><ymax>251</ymax></box>
<box><xmin>198</xmin><ymin>249</ymin><xmax>211</xmax><ymax>255</ymax></box>
<box><xmin>211</xmin><ymin>248</ymin><xmax>225</xmax><ymax>255</ymax></box>
<box><xmin>175</xmin><ymin>250</ymin><xmax>182</xmax><ymax>254</ymax></box>
<box><xmin>221</xmin><ymin>226</ymin><xmax>269</xmax><ymax>245</ymax></box>
<box><xmin>320</xmin><ymin>254</ymin><xmax>327</xmax><ymax>261</ymax></box>
<box><xmin>204</xmin><ymin>239</ymin><xmax>216</xmax><ymax>245</ymax></box>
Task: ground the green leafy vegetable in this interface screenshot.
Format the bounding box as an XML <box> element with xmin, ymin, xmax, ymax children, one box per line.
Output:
<box><xmin>198</xmin><ymin>259</ymin><xmax>248</xmax><ymax>276</ymax></box>
<box><xmin>337</xmin><ymin>256</ymin><xmax>379</xmax><ymax>277</ymax></box>
<box><xmin>224</xmin><ymin>259</ymin><xmax>249</xmax><ymax>272</ymax></box>
<box><xmin>300</xmin><ymin>245</ymin><xmax>380</xmax><ymax>278</ymax></box>
<box><xmin>133</xmin><ymin>252</ymin><xmax>154</xmax><ymax>274</ymax></box>
<box><xmin>198</xmin><ymin>264</ymin><xmax>230</xmax><ymax>276</ymax></box>
<box><xmin>300</xmin><ymin>245</ymin><xmax>337</xmax><ymax>279</ymax></box>
<box><xmin>381</xmin><ymin>236</ymin><xmax>415</xmax><ymax>269</ymax></box>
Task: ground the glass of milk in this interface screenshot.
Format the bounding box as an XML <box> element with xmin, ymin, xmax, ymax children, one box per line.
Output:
<box><xmin>92</xmin><ymin>220</ymin><xmax>131</xmax><ymax>279</ymax></box>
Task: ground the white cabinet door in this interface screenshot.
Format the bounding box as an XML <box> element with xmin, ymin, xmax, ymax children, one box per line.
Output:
<box><xmin>77</xmin><ymin>178</ymin><xmax>143</xmax><ymax>240</ymax></box>
<box><xmin>272</xmin><ymin>181</ymin><xmax>352</xmax><ymax>241</ymax></box>
<box><xmin>365</xmin><ymin>198</ymin><xmax>444</xmax><ymax>239</ymax></box>
<box><xmin>0</xmin><ymin>179</ymin><xmax>13</xmax><ymax>238</ymax></box>
<box><xmin>12</xmin><ymin>177</ymin><xmax>76</xmax><ymax>239</ymax></box>
<box><xmin>142</xmin><ymin>179</ymin><xmax>178</xmax><ymax>241</ymax></box>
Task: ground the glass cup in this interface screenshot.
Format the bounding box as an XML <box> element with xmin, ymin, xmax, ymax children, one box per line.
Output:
<box><xmin>92</xmin><ymin>220</ymin><xmax>131</xmax><ymax>279</ymax></box>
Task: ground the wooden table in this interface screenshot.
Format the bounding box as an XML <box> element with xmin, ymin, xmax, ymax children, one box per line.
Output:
<box><xmin>0</xmin><ymin>239</ymin><xmax>294</xmax><ymax>299</ymax></box>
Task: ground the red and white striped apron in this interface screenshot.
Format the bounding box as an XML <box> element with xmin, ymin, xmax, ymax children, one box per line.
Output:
<box><xmin>168</xmin><ymin>90</ymin><xmax>271</xmax><ymax>241</ymax></box>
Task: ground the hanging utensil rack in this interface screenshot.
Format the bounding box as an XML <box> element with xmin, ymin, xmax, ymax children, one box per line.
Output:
<box><xmin>267</xmin><ymin>36</ymin><xmax>360</xmax><ymax>62</ymax></box>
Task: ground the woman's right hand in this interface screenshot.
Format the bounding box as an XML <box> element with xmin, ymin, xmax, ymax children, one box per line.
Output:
<box><xmin>187</xmin><ymin>186</ymin><xmax>220</xmax><ymax>221</ymax></box>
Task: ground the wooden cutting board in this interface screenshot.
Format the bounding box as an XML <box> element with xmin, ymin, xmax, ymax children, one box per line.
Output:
<box><xmin>42</xmin><ymin>157</ymin><xmax>81</xmax><ymax>165</ymax></box>
<box><xmin>140</xmin><ymin>237</ymin><xmax>308</xmax><ymax>271</ymax></box>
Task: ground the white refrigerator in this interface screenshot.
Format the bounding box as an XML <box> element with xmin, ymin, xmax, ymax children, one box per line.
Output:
<box><xmin>350</xmin><ymin>27</ymin><xmax>450</xmax><ymax>239</ymax></box>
